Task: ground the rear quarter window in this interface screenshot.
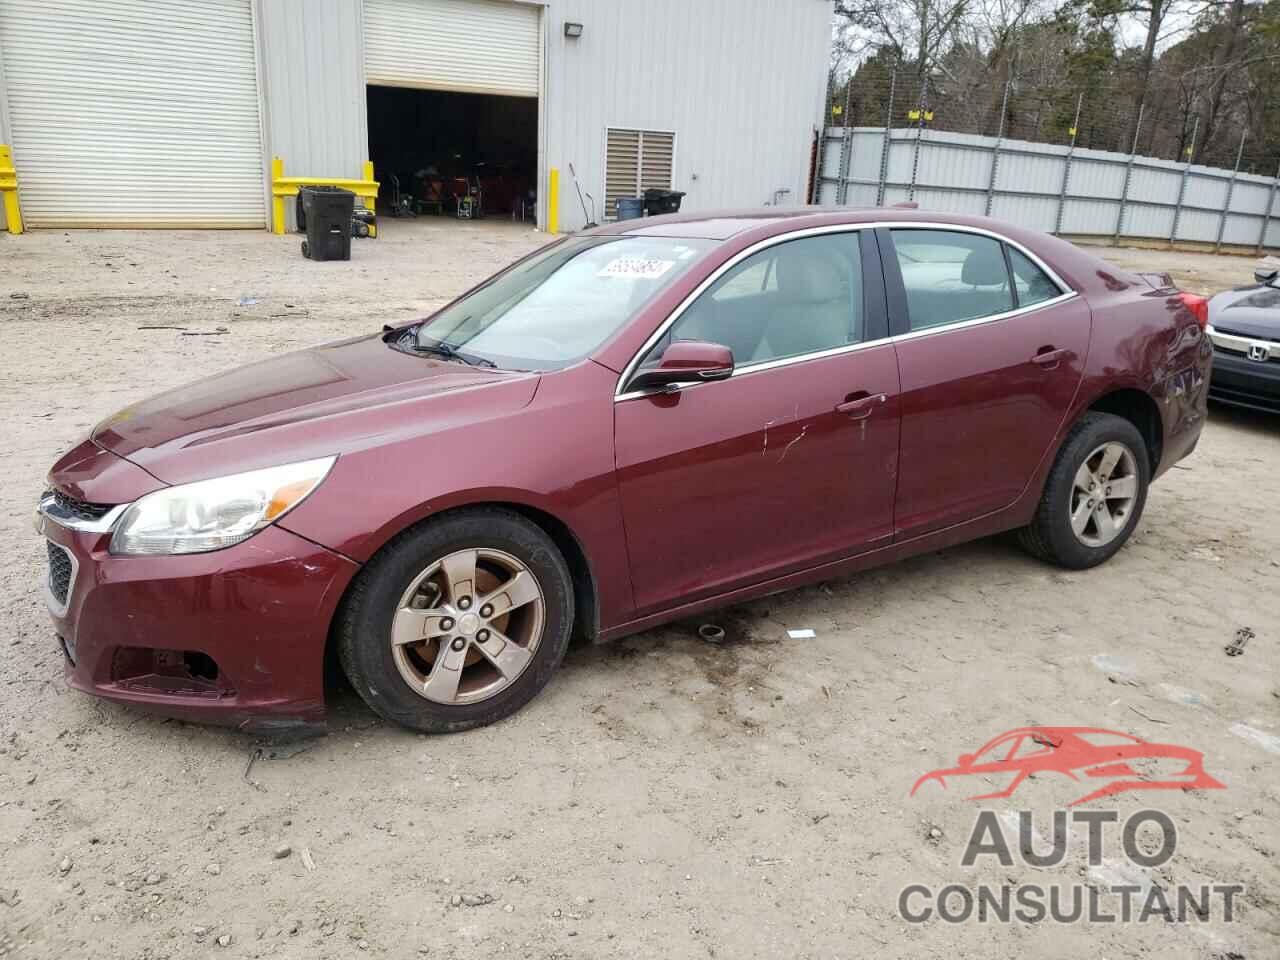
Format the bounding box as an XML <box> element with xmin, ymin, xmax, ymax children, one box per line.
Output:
<box><xmin>1008</xmin><ymin>247</ymin><xmax>1062</xmax><ymax>307</ymax></box>
<box><xmin>890</xmin><ymin>229</ymin><xmax>1014</xmax><ymax>331</ymax></box>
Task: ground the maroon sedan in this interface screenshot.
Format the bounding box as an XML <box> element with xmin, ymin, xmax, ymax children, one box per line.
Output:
<box><xmin>37</xmin><ymin>209</ymin><xmax>1211</xmax><ymax>734</ymax></box>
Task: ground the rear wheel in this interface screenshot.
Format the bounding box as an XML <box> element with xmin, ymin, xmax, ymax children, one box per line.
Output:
<box><xmin>1018</xmin><ymin>412</ymin><xmax>1149</xmax><ymax>569</ymax></box>
<box><xmin>337</xmin><ymin>509</ymin><xmax>574</xmax><ymax>733</ymax></box>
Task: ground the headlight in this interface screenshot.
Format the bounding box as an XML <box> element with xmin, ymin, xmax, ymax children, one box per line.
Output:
<box><xmin>109</xmin><ymin>457</ymin><xmax>336</xmax><ymax>556</ymax></box>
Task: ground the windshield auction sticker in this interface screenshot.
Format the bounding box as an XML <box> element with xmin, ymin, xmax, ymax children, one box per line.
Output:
<box><xmin>901</xmin><ymin>726</ymin><xmax>1242</xmax><ymax>926</ymax></box>
<box><xmin>597</xmin><ymin>257</ymin><xmax>675</xmax><ymax>279</ymax></box>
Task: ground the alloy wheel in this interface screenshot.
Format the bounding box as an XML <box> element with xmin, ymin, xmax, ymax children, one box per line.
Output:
<box><xmin>390</xmin><ymin>548</ymin><xmax>545</xmax><ymax>705</ymax></box>
<box><xmin>1068</xmin><ymin>441</ymin><xmax>1139</xmax><ymax>548</ymax></box>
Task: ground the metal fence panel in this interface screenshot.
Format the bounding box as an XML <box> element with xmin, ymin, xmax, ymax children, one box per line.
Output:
<box><xmin>849</xmin><ymin>130</ymin><xmax>883</xmax><ymax>182</ymax></box>
<box><xmin>1064</xmin><ymin>154</ymin><xmax>1127</xmax><ymax>200</ymax></box>
<box><xmin>816</xmin><ymin>125</ymin><xmax>1280</xmax><ymax>252</ymax></box>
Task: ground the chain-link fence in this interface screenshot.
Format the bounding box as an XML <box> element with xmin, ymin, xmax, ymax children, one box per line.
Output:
<box><xmin>812</xmin><ymin>58</ymin><xmax>1280</xmax><ymax>253</ymax></box>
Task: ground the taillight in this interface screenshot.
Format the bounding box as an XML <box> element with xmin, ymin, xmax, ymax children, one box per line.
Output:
<box><xmin>1178</xmin><ymin>292</ymin><xmax>1209</xmax><ymax>329</ymax></box>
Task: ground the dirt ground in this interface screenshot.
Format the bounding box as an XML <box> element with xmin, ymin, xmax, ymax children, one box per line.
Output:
<box><xmin>1</xmin><ymin>220</ymin><xmax>1277</xmax><ymax>959</ymax></box>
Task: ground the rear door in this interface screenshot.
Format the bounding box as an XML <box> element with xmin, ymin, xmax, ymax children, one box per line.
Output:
<box><xmin>881</xmin><ymin>227</ymin><xmax>1090</xmax><ymax>538</ymax></box>
<box><xmin>613</xmin><ymin>229</ymin><xmax>900</xmax><ymax>615</ymax></box>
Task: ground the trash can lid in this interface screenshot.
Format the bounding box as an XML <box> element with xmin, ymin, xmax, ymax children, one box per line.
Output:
<box><xmin>299</xmin><ymin>185</ymin><xmax>355</xmax><ymax>196</ymax></box>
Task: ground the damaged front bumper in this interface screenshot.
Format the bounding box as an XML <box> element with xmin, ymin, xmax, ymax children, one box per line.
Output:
<box><xmin>38</xmin><ymin>500</ymin><xmax>360</xmax><ymax>735</ymax></box>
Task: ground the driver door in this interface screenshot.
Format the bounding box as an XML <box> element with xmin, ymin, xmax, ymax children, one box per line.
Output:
<box><xmin>613</xmin><ymin>230</ymin><xmax>901</xmax><ymax>615</ymax></box>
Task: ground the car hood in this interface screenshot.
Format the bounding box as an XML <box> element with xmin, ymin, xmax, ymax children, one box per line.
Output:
<box><xmin>1208</xmin><ymin>284</ymin><xmax>1280</xmax><ymax>339</ymax></box>
<box><xmin>92</xmin><ymin>331</ymin><xmax>540</xmax><ymax>485</ymax></box>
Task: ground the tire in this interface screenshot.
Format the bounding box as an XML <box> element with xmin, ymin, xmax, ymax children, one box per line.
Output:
<box><xmin>337</xmin><ymin>508</ymin><xmax>574</xmax><ymax>733</ymax></box>
<box><xmin>1018</xmin><ymin>412</ymin><xmax>1150</xmax><ymax>569</ymax></box>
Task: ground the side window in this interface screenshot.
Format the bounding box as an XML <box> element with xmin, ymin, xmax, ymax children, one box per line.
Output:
<box><xmin>712</xmin><ymin>258</ymin><xmax>776</xmax><ymax>301</ymax></box>
<box><xmin>640</xmin><ymin>233</ymin><xmax>863</xmax><ymax>369</ymax></box>
<box><xmin>1008</xmin><ymin>247</ymin><xmax>1061</xmax><ymax>308</ymax></box>
<box><xmin>890</xmin><ymin>229</ymin><xmax>1013</xmax><ymax>331</ymax></box>
<box><xmin>1009</xmin><ymin>737</ymin><xmax>1053</xmax><ymax>761</ymax></box>
<box><xmin>976</xmin><ymin>736</ymin><xmax>1021</xmax><ymax>763</ymax></box>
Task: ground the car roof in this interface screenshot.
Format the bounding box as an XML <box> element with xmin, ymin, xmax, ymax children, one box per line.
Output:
<box><xmin>580</xmin><ymin>206</ymin><xmax>1118</xmax><ymax>299</ymax></box>
<box><xmin>587</xmin><ymin>207</ymin><xmax>887</xmax><ymax>241</ymax></box>
<box><xmin>585</xmin><ymin>206</ymin><xmax>1058</xmax><ymax>248</ymax></box>
<box><xmin>981</xmin><ymin>726</ymin><xmax>1145</xmax><ymax>743</ymax></box>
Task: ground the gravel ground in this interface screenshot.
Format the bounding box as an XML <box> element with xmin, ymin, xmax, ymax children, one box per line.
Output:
<box><xmin>1</xmin><ymin>220</ymin><xmax>1277</xmax><ymax>959</ymax></box>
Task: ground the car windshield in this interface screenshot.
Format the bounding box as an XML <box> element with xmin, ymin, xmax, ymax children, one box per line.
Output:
<box><xmin>413</xmin><ymin>235</ymin><xmax>717</xmax><ymax>370</ymax></box>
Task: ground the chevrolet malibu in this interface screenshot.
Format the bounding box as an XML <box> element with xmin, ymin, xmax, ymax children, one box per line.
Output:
<box><xmin>37</xmin><ymin>209</ymin><xmax>1211</xmax><ymax>734</ymax></box>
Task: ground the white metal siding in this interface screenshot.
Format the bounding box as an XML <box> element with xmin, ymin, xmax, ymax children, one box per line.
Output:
<box><xmin>541</xmin><ymin>0</ymin><xmax>833</xmax><ymax>232</ymax></box>
<box><xmin>0</xmin><ymin>0</ymin><xmax>266</xmax><ymax>227</ymax></box>
<box><xmin>364</xmin><ymin>0</ymin><xmax>540</xmax><ymax>97</ymax></box>
<box><xmin>256</xmin><ymin>0</ymin><xmax>368</xmax><ymax>211</ymax></box>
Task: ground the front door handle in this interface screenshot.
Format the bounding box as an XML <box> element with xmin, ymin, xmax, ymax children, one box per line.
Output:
<box><xmin>1031</xmin><ymin>347</ymin><xmax>1068</xmax><ymax>368</ymax></box>
<box><xmin>835</xmin><ymin>392</ymin><xmax>887</xmax><ymax>419</ymax></box>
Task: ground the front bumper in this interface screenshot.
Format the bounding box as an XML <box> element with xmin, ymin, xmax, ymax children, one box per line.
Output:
<box><xmin>1209</xmin><ymin>349</ymin><xmax>1280</xmax><ymax>413</ymax></box>
<box><xmin>39</xmin><ymin>511</ymin><xmax>360</xmax><ymax>733</ymax></box>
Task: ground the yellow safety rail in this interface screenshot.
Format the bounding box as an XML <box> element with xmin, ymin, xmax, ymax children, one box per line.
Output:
<box><xmin>270</xmin><ymin>156</ymin><xmax>379</xmax><ymax>235</ymax></box>
<box><xmin>0</xmin><ymin>145</ymin><xmax>22</xmax><ymax>235</ymax></box>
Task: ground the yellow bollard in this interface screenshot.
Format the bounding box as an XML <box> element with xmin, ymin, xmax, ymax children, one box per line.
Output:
<box><xmin>548</xmin><ymin>167</ymin><xmax>560</xmax><ymax>234</ymax></box>
<box><xmin>0</xmin><ymin>145</ymin><xmax>23</xmax><ymax>235</ymax></box>
<box><xmin>359</xmin><ymin>160</ymin><xmax>377</xmax><ymax>215</ymax></box>
<box><xmin>271</xmin><ymin>156</ymin><xmax>286</xmax><ymax>235</ymax></box>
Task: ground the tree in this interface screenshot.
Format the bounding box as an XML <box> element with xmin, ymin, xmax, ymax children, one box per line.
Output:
<box><xmin>835</xmin><ymin>0</ymin><xmax>973</xmax><ymax>77</ymax></box>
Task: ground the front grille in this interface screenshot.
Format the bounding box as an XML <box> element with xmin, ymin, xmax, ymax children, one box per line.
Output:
<box><xmin>47</xmin><ymin>541</ymin><xmax>73</xmax><ymax>606</ymax></box>
<box><xmin>1215</xmin><ymin>326</ymin><xmax>1279</xmax><ymax>344</ymax></box>
<box><xmin>52</xmin><ymin>489</ymin><xmax>113</xmax><ymax>523</ymax></box>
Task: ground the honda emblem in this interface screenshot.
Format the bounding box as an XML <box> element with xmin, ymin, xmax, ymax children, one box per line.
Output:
<box><xmin>1248</xmin><ymin>343</ymin><xmax>1269</xmax><ymax>362</ymax></box>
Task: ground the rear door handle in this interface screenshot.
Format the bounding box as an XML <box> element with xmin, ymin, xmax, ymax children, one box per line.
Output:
<box><xmin>1031</xmin><ymin>347</ymin><xmax>1068</xmax><ymax>368</ymax></box>
<box><xmin>835</xmin><ymin>392</ymin><xmax>887</xmax><ymax>419</ymax></box>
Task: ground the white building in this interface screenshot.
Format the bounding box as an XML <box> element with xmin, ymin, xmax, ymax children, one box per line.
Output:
<box><xmin>0</xmin><ymin>0</ymin><xmax>833</xmax><ymax>232</ymax></box>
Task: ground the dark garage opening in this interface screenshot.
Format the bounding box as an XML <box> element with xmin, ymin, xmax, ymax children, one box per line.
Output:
<box><xmin>367</xmin><ymin>86</ymin><xmax>538</xmax><ymax>222</ymax></box>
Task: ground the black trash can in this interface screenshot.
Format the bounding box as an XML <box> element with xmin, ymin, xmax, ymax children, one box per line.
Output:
<box><xmin>299</xmin><ymin>185</ymin><xmax>354</xmax><ymax>261</ymax></box>
<box><xmin>643</xmin><ymin>188</ymin><xmax>686</xmax><ymax>216</ymax></box>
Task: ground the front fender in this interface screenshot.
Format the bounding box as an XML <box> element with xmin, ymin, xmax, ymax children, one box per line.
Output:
<box><xmin>278</xmin><ymin>361</ymin><xmax>637</xmax><ymax>631</ymax></box>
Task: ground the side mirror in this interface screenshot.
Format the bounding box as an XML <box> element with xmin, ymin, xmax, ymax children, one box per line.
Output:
<box><xmin>1255</xmin><ymin>267</ymin><xmax>1279</xmax><ymax>286</ymax></box>
<box><xmin>628</xmin><ymin>339</ymin><xmax>734</xmax><ymax>392</ymax></box>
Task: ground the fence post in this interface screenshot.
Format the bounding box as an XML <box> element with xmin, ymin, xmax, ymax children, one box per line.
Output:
<box><xmin>875</xmin><ymin>65</ymin><xmax>897</xmax><ymax>206</ymax></box>
<box><xmin>1053</xmin><ymin>95</ymin><xmax>1083</xmax><ymax>236</ymax></box>
<box><xmin>908</xmin><ymin>76</ymin><xmax>928</xmax><ymax>202</ymax></box>
<box><xmin>1255</xmin><ymin>158</ymin><xmax>1280</xmax><ymax>255</ymax></box>
<box><xmin>984</xmin><ymin>81</ymin><xmax>1012</xmax><ymax>217</ymax></box>
<box><xmin>1214</xmin><ymin>130</ymin><xmax>1247</xmax><ymax>253</ymax></box>
<box><xmin>812</xmin><ymin>75</ymin><xmax>832</xmax><ymax>204</ymax></box>
<box><xmin>836</xmin><ymin>77</ymin><xmax>855</xmax><ymax>204</ymax></box>
<box><xmin>1169</xmin><ymin>117</ymin><xmax>1198</xmax><ymax>246</ymax></box>
<box><xmin>1112</xmin><ymin>104</ymin><xmax>1144</xmax><ymax>245</ymax></box>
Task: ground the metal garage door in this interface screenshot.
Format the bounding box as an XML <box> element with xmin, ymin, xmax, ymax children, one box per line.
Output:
<box><xmin>364</xmin><ymin>0</ymin><xmax>540</xmax><ymax>98</ymax></box>
<box><xmin>0</xmin><ymin>0</ymin><xmax>266</xmax><ymax>227</ymax></box>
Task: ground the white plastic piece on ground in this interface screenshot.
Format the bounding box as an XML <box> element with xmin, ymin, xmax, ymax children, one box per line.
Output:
<box><xmin>1091</xmin><ymin>654</ymin><xmax>1138</xmax><ymax>677</ymax></box>
<box><xmin>1229</xmin><ymin>723</ymin><xmax>1280</xmax><ymax>755</ymax></box>
<box><xmin>787</xmin><ymin>629</ymin><xmax>817</xmax><ymax>639</ymax></box>
<box><xmin>1159</xmin><ymin>683</ymin><xmax>1209</xmax><ymax>706</ymax></box>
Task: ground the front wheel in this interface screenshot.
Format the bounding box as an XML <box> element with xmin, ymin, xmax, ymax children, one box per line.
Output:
<box><xmin>337</xmin><ymin>508</ymin><xmax>575</xmax><ymax>733</ymax></box>
<box><xmin>1018</xmin><ymin>412</ymin><xmax>1150</xmax><ymax>569</ymax></box>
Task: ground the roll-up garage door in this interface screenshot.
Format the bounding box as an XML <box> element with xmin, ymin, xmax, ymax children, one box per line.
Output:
<box><xmin>0</xmin><ymin>0</ymin><xmax>266</xmax><ymax>227</ymax></box>
<box><xmin>364</xmin><ymin>0</ymin><xmax>540</xmax><ymax>98</ymax></box>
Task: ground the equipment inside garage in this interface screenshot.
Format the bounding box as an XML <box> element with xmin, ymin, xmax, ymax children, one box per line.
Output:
<box><xmin>363</xmin><ymin>0</ymin><xmax>541</xmax><ymax>222</ymax></box>
<box><xmin>366</xmin><ymin>86</ymin><xmax>537</xmax><ymax>221</ymax></box>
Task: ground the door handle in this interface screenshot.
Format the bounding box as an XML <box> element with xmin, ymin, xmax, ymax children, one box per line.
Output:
<box><xmin>835</xmin><ymin>392</ymin><xmax>887</xmax><ymax>419</ymax></box>
<box><xmin>1031</xmin><ymin>347</ymin><xmax>1068</xmax><ymax>368</ymax></box>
